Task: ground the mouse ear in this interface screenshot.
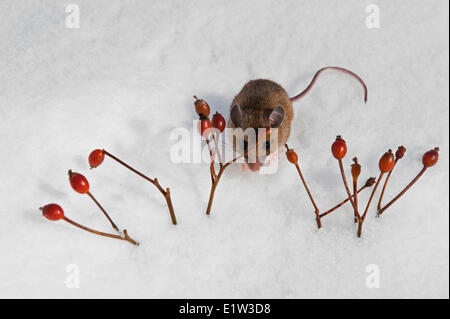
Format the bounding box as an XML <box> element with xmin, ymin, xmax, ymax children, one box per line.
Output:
<box><xmin>230</xmin><ymin>103</ymin><xmax>243</xmax><ymax>127</ymax></box>
<box><xmin>269</xmin><ymin>105</ymin><xmax>285</xmax><ymax>128</ymax></box>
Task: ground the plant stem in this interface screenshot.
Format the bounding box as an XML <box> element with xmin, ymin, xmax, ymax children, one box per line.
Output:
<box><xmin>338</xmin><ymin>159</ymin><xmax>357</xmax><ymax>211</ymax></box>
<box><xmin>353</xmin><ymin>179</ymin><xmax>359</xmax><ymax>223</ymax></box>
<box><xmin>102</xmin><ymin>150</ymin><xmax>177</xmax><ymax>225</ymax></box>
<box><xmin>319</xmin><ymin>180</ymin><xmax>373</xmax><ymax>218</ymax></box>
<box><xmin>378</xmin><ymin>167</ymin><xmax>427</xmax><ymax>216</ymax></box>
<box><xmin>204</xmin><ymin>130</ymin><xmax>265</xmax><ymax>216</ymax></box>
<box><xmin>357</xmin><ymin>218</ymin><xmax>363</xmax><ymax>238</ymax></box>
<box><xmin>294</xmin><ymin>162</ymin><xmax>321</xmax><ymax>229</ymax></box>
<box><xmin>87</xmin><ymin>191</ymin><xmax>119</xmax><ymax>232</ymax></box>
<box><xmin>377</xmin><ymin>162</ymin><xmax>397</xmax><ymax>214</ymax></box>
<box><xmin>63</xmin><ymin>217</ymin><xmax>139</xmax><ymax>245</ymax></box>
<box><xmin>212</xmin><ymin>132</ymin><xmax>223</xmax><ymax>168</ymax></box>
<box><xmin>206</xmin><ymin>137</ymin><xmax>217</xmax><ymax>182</ymax></box>
<box><xmin>205</xmin><ymin>163</ymin><xmax>231</xmax><ymax>215</ymax></box>
<box><xmin>362</xmin><ymin>172</ymin><xmax>384</xmax><ymax>220</ymax></box>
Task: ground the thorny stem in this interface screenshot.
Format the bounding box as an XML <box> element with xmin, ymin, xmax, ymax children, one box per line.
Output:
<box><xmin>378</xmin><ymin>167</ymin><xmax>427</xmax><ymax>216</ymax></box>
<box><xmin>318</xmin><ymin>178</ymin><xmax>375</xmax><ymax>218</ymax></box>
<box><xmin>87</xmin><ymin>191</ymin><xmax>119</xmax><ymax>232</ymax></box>
<box><xmin>102</xmin><ymin>150</ymin><xmax>177</xmax><ymax>225</ymax></box>
<box><xmin>63</xmin><ymin>216</ymin><xmax>139</xmax><ymax>246</ymax></box>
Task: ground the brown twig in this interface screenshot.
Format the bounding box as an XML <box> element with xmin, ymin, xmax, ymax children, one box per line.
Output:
<box><xmin>212</xmin><ymin>132</ymin><xmax>224</xmax><ymax>168</ymax></box>
<box><xmin>63</xmin><ymin>216</ymin><xmax>139</xmax><ymax>245</ymax></box>
<box><xmin>378</xmin><ymin>167</ymin><xmax>427</xmax><ymax>216</ymax></box>
<box><xmin>338</xmin><ymin>158</ymin><xmax>357</xmax><ymax>212</ymax></box>
<box><xmin>87</xmin><ymin>191</ymin><xmax>119</xmax><ymax>232</ymax></box>
<box><xmin>205</xmin><ymin>130</ymin><xmax>267</xmax><ymax>216</ymax></box>
<box><xmin>358</xmin><ymin>172</ymin><xmax>385</xmax><ymax>237</ymax></box>
<box><xmin>285</xmin><ymin>144</ymin><xmax>321</xmax><ymax>228</ymax></box>
<box><xmin>205</xmin><ymin>162</ymin><xmax>232</xmax><ymax>215</ymax></box>
<box><xmin>351</xmin><ymin>157</ymin><xmax>362</xmax><ymax>223</ymax></box>
<box><xmin>319</xmin><ymin>177</ymin><xmax>376</xmax><ymax>218</ymax></box>
<box><xmin>294</xmin><ymin>161</ymin><xmax>321</xmax><ymax>228</ymax></box>
<box><xmin>102</xmin><ymin>150</ymin><xmax>177</xmax><ymax>225</ymax></box>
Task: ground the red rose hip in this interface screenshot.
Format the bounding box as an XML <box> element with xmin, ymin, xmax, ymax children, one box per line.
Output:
<box><xmin>68</xmin><ymin>170</ymin><xmax>90</xmax><ymax>194</ymax></box>
<box><xmin>89</xmin><ymin>149</ymin><xmax>105</xmax><ymax>168</ymax></box>
<box><xmin>379</xmin><ymin>150</ymin><xmax>395</xmax><ymax>173</ymax></box>
<box><xmin>331</xmin><ymin>135</ymin><xmax>347</xmax><ymax>159</ymax></box>
<box><xmin>194</xmin><ymin>96</ymin><xmax>210</xmax><ymax>117</ymax></box>
<box><xmin>198</xmin><ymin>114</ymin><xmax>211</xmax><ymax>138</ymax></box>
<box><xmin>41</xmin><ymin>203</ymin><xmax>65</xmax><ymax>221</ymax></box>
<box><xmin>422</xmin><ymin>147</ymin><xmax>439</xmax><ymax>167</ymax></box>
<box><xmin>211</xmin><ymin>112</ymin><xmax>226</xmax><ymax>132</ymax></box>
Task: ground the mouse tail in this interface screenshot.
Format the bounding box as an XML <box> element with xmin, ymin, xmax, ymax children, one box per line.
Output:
<box><xmin>290</xmin><ymin>66</ymin><xmax>368</xmax><ymax>104</ymax></box>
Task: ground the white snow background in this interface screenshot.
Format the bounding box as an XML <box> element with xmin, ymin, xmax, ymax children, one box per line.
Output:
<box><xmin>0</xmin><ymin>0</ymin><xmax>448</xmax><ymax>298</ymax></box>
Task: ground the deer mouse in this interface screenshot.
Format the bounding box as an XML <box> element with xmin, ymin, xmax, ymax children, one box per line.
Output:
<box><xmin>228</xmin><ymin>66</ymin><xmax>368</xmax><ymax>172</ymax></box>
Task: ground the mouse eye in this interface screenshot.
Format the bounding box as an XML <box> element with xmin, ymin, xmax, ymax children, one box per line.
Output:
<box><xmin>243</xmin><ymin>140</ymin><xmax>248</xmax><ymax>151</ymax></box>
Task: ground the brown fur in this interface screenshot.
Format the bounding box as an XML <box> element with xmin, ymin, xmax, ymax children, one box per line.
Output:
<box><xmin>228</xmin><ymin>79</ymin><xmax>294</xmax><ymax>158</ymax></box>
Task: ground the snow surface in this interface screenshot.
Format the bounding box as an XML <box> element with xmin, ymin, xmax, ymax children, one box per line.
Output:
<box><xmin>0</xmin><ymin>0</ymin><xmax>448</xmax><ymax>298</ymax></box>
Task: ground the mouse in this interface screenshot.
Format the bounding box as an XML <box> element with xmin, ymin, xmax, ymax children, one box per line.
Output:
<box><xmin>228</xmin><ymin>66</ymin><xmax>368</xmax><ymax>171</ymax></box>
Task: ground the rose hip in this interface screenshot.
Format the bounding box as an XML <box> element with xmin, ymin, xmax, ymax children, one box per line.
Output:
<box><xmin>194</xmin><ymin>96</ymin><xmax>210</xmax><ymax>117</ymax></box>
<box><xmin>211</xmin><ymin>112</ymin><xmax>226</xmax><ymax>132</ymax></box>
<box><xmin>41</xmin><ymin>203</ymin><xmax>65</xmax><ymax>221</ymax></box>
<box><xmin>331</xmin><ymin>135</ymin><xmax>347</xmax><ymax>159</ymax></box>
<box><xmin>378</xmin><ymin>146</ymin><xmax>440</xmax><ymax>216</ymax></box>
<box><xmin>422</xmin><ymin>147</ymin><xmax>439</xmax><ymax>167</ymax></box>
<box><xmin>198</xmin><ymin>114</ymin><xmax>212</xmax><ymax>138</ymax></box>
<box><xmin>68</xmin><ymin>169</ymin><xmax>119</xmax><ymax>231</ymax></box>
<box><xmin>68</xmin><ymin>170</ymin><xmax>90</xmax><ymax>194</ymax></box>
<box><xmin>379</xmin><ymin>149</ymin><xmax>395</xmax><ymax>173</ymax></box>
<box><xmin>89</xmin><ymin>149</ymin><xmax>105</xmax><ymax>168</ymax></box>
<box><xmin>40</xmin><ymin>204</ymin><xmax>138</xmax><ymax>245</ymax></box>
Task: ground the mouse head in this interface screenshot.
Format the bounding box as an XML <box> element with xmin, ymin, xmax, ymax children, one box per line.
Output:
<box><xmin>229</xmin><ymin>103</ymin><xmax>285</xmax><ymax>171</ymax></box>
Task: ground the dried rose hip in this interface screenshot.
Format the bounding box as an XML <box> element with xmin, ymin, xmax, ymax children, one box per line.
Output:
<box><xmin>351</xmin><ymin>157</ymin><xmax>361</xmax><ymax>181</ymax></box>
<box><xmin>395</xmin><ymin>146</ymin><xmax>406</xmax><ymax>160</ymax></box>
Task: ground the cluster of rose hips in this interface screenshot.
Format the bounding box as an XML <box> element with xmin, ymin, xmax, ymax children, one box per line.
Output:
<box><xmin>41</xmin><ymin>147</ymin><xmax>177</xmax><ymax>246</ymax></box>
<box><xmin>41</xmin><ymin>168</ymin><xmax>139</xmax><ymax>245</ymax></box>
<box><xmin>194</xmin><ymin>96</ymin><xmax>233</xmax><ymax>215</ymax></box>
<box><xmin>286</xmin><ymin>136</ymin><xmax>439</xmax><ymax>237</ymax></box>
<box><xmin>195</xmin><ymin>96</ymin><xmax>226</xmax><ymax>137</ymax></box>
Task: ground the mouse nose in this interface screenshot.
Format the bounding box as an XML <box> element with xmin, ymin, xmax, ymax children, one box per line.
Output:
<box><xmin>247</xmin><ymin>161</ymin><xmax>262</xmax><ymax>172</ymax></box>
